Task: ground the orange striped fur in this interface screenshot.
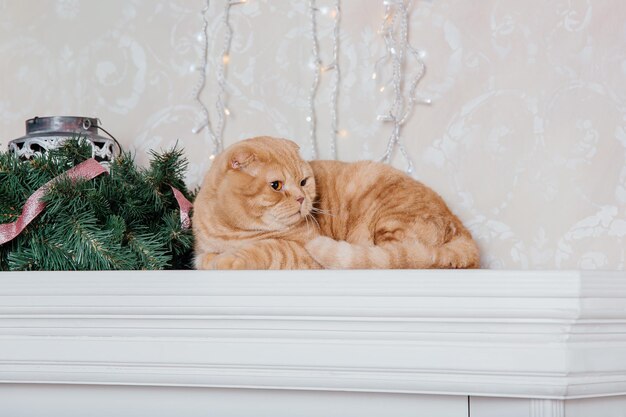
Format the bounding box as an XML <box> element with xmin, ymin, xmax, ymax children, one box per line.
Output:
<box><xmin>193</xmin><ymin>136</ymin><xmax>480</xmax><ymax>269</ymax></box>
<box><xmin>306</xmin><ymin>160</ymin><xmax>480</xmax><ymax>269</ymax></box>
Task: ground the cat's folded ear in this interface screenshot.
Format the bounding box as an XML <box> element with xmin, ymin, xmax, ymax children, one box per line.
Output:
<box><xmin>228</xmin><ymin>147</ymin><xmax>256</xmax><ymax>171</ymax></box>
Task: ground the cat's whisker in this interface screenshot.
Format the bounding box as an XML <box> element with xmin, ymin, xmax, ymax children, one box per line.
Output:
<box><xmin>303</xmin><ymin>212</ymin><xmax>312</xmax><ymax>233</ymax></box>
<box><xmin>307</xmin><ymin>213</ymin><xmax>321</xmax><ymax>230</ymax></box>
<box><xmin>310</xmin><ymin>207</ymin><xmax>335</xmax><ymax>217</ymax></box>
<box><xmin>311</xmin><ymin>206</ymin><xmax>333</xmax><ymax>214</ymax></box>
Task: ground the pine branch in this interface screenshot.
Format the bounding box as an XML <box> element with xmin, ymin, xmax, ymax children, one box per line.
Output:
<box><xmin>125</xmin><ymin>228</ymin><xmax>172</xmax><ymax>270</ymax></box>
<box><xmin>8</xmin><ymin>232</ymin><xmax>77</xmax><ymax>271</ymax></box>
<box><xmin>55</xmin><ymin>212</ymin><xmax>135</xmax><ymax>270</ymax></box>
<box><xmin>0</xmin><ymin>138</ymin><xmax>195</xmax><ymax>270</ymax></box>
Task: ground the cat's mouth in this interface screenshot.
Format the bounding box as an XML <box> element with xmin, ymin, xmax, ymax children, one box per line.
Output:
<box><xmin>300</xmin><ymin>207</ymin><xmax>315</xmax><ymax>221</ymax></box>
<box><xmin>275</xmin><ymin>211</ymin><xmax>302</xmax><ymax>227</ymax></box>
<box><xmin>299</xmin><ymin>204</ymin><xmax>312</xmax><ymax>217</ymax></box>
<box><xmin>291</xmin><ymin>208</ymin><xmax>313</xmax><ymax>225</ymax></box>
<box><xmin>276</xmin><ymin>208</ymin><xmax>310</xmax><ymax>228</ymax></box>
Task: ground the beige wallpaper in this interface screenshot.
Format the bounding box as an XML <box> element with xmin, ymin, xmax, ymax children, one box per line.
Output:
<box><xmin>1</xmin><ymin>0</ymin><xmax>625</xmax><ymax>270</ymax></box>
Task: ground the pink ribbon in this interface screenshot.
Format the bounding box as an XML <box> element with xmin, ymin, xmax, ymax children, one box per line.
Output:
<box><xmin>0</xmin><ymin>158</ymin><xmax>194</xmax><ymax>246</ymax></box>
<box><xmin>0</xmin><ymin>158</ymin><xmax>108</xmax><ymax>245</ymax></box>
<box><xmin>171</xmin><ymin>186</ymin><xmax>193</xmax><ymax>229</ymax></box>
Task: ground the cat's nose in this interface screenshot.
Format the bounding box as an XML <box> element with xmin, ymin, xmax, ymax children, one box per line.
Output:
<box><xmin>296</xmin><ymin>196</ymin><xmax>304</xmax><ymax>205</ymax></box>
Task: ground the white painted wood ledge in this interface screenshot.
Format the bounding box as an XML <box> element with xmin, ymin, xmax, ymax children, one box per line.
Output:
<box><xmin>1</xmin><ymin>269</ymin><xmax>625</xmax><ymax>417</ymax></box>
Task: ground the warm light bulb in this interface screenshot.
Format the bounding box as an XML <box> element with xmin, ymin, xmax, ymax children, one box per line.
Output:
<box><xmin>338</xmin><ymin>129</ymin><xmax>348</xmax><ymax>138</ymax></box>
<box><xmin>224</xmin><ymin>108</ymin><xmax>231</xmax><ymax>116</ymax></box>
<box><xmin>321</xmin><ymin>64</ymin><xmax>335</xmax><ymax>73</ymax></box>
<box><xmin>209</xmin><ymin>154</ymin><xmax>216</xmax><ymax>160</ymax></box>
<box><xmin>222</xmin><ymin>54</ymin><xmax>230</xmax><ymax>64</ymax></box>
<box><xmin>379</xmin><ymin>86</ymin><xmax>385</xmax><ymax>92</ymax></box>
<box><xmin>371</xmin><ymin>72</ymin><xmax>377</xmax><ymax>80</ymax></box>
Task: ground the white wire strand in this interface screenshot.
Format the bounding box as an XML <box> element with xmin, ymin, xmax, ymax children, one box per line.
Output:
<box><xmin>328</xmin><ymin>0</ymin><xmax>341</xmax><ymax>159</ymax></box>
<box><xmin>307</xmin><ymin>0</ymin><xmax>322</xmax><ymax>159</ymax></box>
<box><xmin>192</xmin><ymin>0</ymin><xmax>245</xmax><ymax>158</ymax></box>
<box><xmin>215</xmin><ymin>0</ymin><xmax>238</xmax><ymax>154</ymax></box>
<box><xmin>308</xmin><ymin>0</ymin><xmax>341</xmax><ymax>160</ymax></box>
<box><xmin>376</xmin><ymin>0</ymin><xmax>428</xmax><ymax>175</ymax></box>
<box><xmin>191</xmin><ymin>0</ymin><xmax>218</xmax><ymax>155</ymax></box>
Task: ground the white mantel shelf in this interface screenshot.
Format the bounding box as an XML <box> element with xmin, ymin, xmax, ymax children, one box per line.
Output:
<box><xmin>1</xmin><ymin>269</ymin><xmax>626</xmax><ymax>416</ymax></box>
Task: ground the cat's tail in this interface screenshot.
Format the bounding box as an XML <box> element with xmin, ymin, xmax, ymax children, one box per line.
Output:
<box><xmin>305</xmin><ymin>234</ymin><xmax>480</xmax><ymax>269</ymax></box>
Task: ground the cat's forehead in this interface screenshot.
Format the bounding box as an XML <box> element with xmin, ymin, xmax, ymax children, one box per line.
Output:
<box><xmin>262</xmin><ymin>159</ymin><xmax>309</xmax><ymax>180</ymax></box>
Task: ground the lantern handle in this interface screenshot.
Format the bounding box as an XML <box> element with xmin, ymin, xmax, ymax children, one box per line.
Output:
<box><xmin>94</xmin><ymin>119</ymin><xmax>122</xmax><ymax>155</ymax></box>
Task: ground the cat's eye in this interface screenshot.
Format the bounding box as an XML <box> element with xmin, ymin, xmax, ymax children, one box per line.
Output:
<box><xmin>270</xmin><ymin>180</ymin><xmax>283</xmax><ymax>191</ymax></box>
<box><xmin>300</xmin><ymin>178</ymin><xmax>308</xmax><ymax>187</ymax></box>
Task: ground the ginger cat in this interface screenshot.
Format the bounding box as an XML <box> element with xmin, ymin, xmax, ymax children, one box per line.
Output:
<box><xmin>193</xmin><ymin>136</ymin><xmax>480</xmax><ymax>270</ymax></box>
<box><xmin>193</xmin><ymin>136</ymin><xmax>321</xmax><ymax>269</ymax></box>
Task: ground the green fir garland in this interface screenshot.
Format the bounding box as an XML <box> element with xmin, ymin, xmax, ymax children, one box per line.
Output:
<box><xmin>0</xmin><ymin>139</ymin><xmax>195</xmax><ymax>271</ymax></box>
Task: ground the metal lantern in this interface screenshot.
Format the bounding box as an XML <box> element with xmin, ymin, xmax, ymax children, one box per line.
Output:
<box><xmin>8</xmin><ymin>116</ymin><xmax>120</xmax><ymax>162</ymax></box>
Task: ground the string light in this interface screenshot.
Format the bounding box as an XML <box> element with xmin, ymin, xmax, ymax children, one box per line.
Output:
<box><xmin>191</xmin><ymin>0</ymin><xmax>217</xmax><ymax>147</ymax></box>
<box><xmin>215</xmin><ymin>0</ymin><xmax>244</xmax><ymax>151</ymax></box>
<box><xmin>191</xmin><ymin>0</ymin><xmax>246</xmax><ymax>158</ymax></box>
<box><xmin>329</xmin><ymin>0</ymin><xmax>341</xmax><ymax>159</ymax></box>
<box><xmin>307</xmin><ymin>0</ymin><xmax>342</xmax><ymax>159</ymax></box>
<box><xmin>375</xmin><ymin>0</ymin><xmax>428</xmax><ymax>174</ymax></box>
<box><xmin>307</xmin><ymin>0</ymin><xmax>321</xmax><ymax>159</ymax></box>
<box><xmin>190</xmin><ymin>0</ymin><xmax>428</xmax><ymax>169</ymax></box>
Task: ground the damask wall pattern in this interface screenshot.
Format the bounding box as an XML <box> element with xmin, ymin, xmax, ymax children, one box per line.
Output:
<box><xmin>1</xmin><ymin>0</ymin><xmax>624</xmax><ymax>270</ymax></box>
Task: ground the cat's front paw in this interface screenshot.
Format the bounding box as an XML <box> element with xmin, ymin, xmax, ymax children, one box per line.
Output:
<box><xmin>305</xmin><ymin>236</ymin><xmax>339</xmax><ymax>268</ymax></box>
<box><xmin>209</xmin><ymin>253</ymin><xmax>248</xmax><ymax>270</ymax></box>
<box><xmin>305</xmin><ymin>236</ymin><xmax>335</xmax><ymax>255</ymax></box>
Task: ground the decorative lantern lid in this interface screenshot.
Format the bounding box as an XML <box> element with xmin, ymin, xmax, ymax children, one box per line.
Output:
<box><xmin>8</xmin><ymin>116</ymin><xmax>120</xmax><ymax>162</ymax></box>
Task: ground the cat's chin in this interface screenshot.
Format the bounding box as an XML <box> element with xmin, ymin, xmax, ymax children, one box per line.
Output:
<box><xmin>260</xmin><ymin>211</ymin><xmax>304</xmax><ymax>231</ymax></box>
<box><xmin>285</xmin><ymin>211</ymin><xmax>305</xmax><ymax>226</ymax></box>
<box><xmin>276</xmin><ymin>211</ymin><xmax>312</xmax><ymax>230</ymax></box>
